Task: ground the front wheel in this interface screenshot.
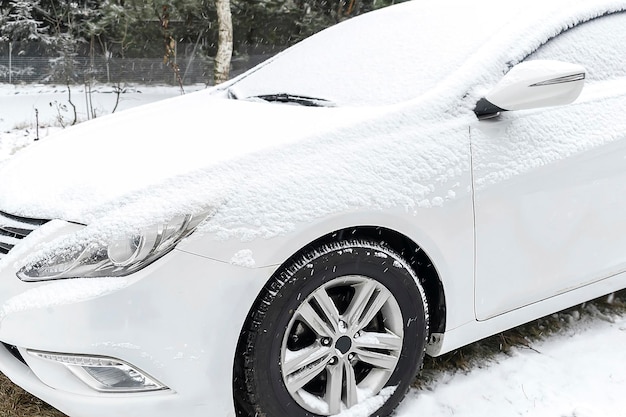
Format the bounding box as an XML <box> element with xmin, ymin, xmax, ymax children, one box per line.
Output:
<box><xmin>234</xmin><ymin>240</ymin><xmax>430</xmax><ymax>417</ymax></box>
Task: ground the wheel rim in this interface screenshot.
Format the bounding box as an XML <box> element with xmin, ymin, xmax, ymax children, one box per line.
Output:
<box><xmin>280</xmin><ymin>275</ymin><xmax>404</xmax><ymax>415</ymax></box>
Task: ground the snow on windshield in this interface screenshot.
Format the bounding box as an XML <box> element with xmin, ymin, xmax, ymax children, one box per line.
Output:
<box><xmin>229</xmin><ymin>0</ymin><xmax>520</xmax><ymax>106</ymax></box>
<box><xmin>230</xmin><ymin>0</ymin><xmax>626</xmax><ymax>108</ymax></box>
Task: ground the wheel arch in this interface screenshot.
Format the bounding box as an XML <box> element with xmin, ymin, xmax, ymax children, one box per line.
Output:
<box><xmin>233</xmin><ymin>228</ymin><xmax>444</xmax><ymax>417</ymax></box>
<box><xmin>233</xmin><ymin>225</ymin><xmax>447</xmax><ymax>416</ymax></box>
<box><xmin>276</xmin><ymin>226</ymin><xmax>446</xmax><ymax>336</ymax></box>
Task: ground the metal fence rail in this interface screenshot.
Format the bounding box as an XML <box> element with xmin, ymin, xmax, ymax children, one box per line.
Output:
<box><xmin>0</xmin><ymin>54</ymin><xmax>272</xmax><ymax>85</ymax></box>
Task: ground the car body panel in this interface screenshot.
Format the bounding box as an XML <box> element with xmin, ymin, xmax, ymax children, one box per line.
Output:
<box><xmin>179</xmin><ymin>194</ymin><xmax>476</xmax><ymax>332</ymax></box>
<box><xmin>438</xmin><ymin>269</ymin><xmax>626</xmax><ymax>355</ymax></box>
<box><xmin>473</xmin><ymin>70</ymin><xmax>626</xmax><ymax>320</ymax></box>
<box><xmin>0</xmin><ymin>230</ymin><xmax>275</xmax><ymax>417</ymax></box>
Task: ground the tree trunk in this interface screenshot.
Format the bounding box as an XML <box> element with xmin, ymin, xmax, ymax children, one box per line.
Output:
<box><xmin>214</xmin><ymin>0</ymin><xmax>233</xmax><ymax>85</ymax></box>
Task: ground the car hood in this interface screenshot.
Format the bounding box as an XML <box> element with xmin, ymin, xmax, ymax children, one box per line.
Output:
<box><xmin>0</xmin><ymin>90</ymin><xmax>373</xmax><ymax>223</ymax></box>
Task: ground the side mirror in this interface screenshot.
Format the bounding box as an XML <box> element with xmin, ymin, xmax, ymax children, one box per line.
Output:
<box><xmin>475</xmin><ymin>60</ymin><xmax>586</xmax><ymax>119</ymax></box>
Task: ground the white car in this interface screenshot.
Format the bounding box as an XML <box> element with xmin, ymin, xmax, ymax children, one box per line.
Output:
<box><xmin>1</xmin><ymin>0</ymin><xmax>626</xmax><ymax>416</ymax></box>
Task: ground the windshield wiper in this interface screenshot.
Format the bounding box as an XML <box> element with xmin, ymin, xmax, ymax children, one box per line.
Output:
<box><xmin>227</xmin><ymin>88</ymin><xmax>239</xmax><ymax>100</ymax></box>
<box><xmin>251</xmin><ymin>93</ymin><xmax>335</xmax><ymax>107</ymax></box>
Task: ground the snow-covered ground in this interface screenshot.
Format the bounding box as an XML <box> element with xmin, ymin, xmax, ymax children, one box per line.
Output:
<box><xmin>403</xmin><ymin>307</ymin><xmax>626</xmax><ymax>417</ymax></box>
<box><xmin>0</xmin><ymin>83</ymin><xmax>204</xmax><ymax>161</ymax></box>
<box><xmin>0</xmin><ymin>84</ymin><xmax>624</xmax><ymax>417</ymax></box>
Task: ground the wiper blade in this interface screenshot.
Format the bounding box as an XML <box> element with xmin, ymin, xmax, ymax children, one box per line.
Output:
<box><xmin>252</xmin><ymin>93</ymin><xmax>335</xmax><ymax>107</ymax></box>
<box><xmin>227</xmin><ymin>88</ymin><xmax>240</xmax><ymax>100</ymax></box>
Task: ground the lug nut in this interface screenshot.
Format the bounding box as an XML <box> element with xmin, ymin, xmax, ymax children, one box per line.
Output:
<box><xmin>348</xmin><ymin>353</ymin><xmax>355</xmax><ymax>361</ymax></box>
<box><xmin>329</xmin><ymin>357</ymin><xmax>338</xmax><ymax>365</ymax></box>
<box><xmin>321</xmin><ymin>338</ymin><xmax>332</xmax><ymax>346</ymax></box>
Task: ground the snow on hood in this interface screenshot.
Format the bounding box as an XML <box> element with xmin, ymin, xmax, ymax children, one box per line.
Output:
<box><xmin>0</xmin><ymin>89</ymin><xmax>376</xmax><ymax>223</ymax></box>
<box><xmin>1</xmin><ymin>87</ymin><xmax>473</xmax><ymax>266</ymax></box>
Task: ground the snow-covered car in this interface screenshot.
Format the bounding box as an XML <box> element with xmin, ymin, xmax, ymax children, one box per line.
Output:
<box><xmin>1</xmin><ymin>0</ymin><xmax>626</xmax><ymax>416</ymax></box>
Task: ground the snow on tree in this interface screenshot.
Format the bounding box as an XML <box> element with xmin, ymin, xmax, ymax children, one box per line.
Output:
<box><xmin>0</xmin><ymin>1</ymin><xmax>51</xmax><ymax>45</ymax></box>
<box><xmin>0</xmin><ymin>0</ymin><xmax>407</xmax><ymax>85</ymax></box>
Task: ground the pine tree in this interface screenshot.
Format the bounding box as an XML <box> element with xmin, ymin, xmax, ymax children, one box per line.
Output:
<box><xmin>1</xmin><ymin>1</ymin><xmax>51</xmax><ymax>82</ymax></box>
<box><xmin>44</xmin><ymin>1</ymin><xmax>83</xmax><ymax>83</ymax></box>
<box><xmin>0</xmin><ymin>0</ymin><xmax>51</xmax><ymax>44</ymax></box>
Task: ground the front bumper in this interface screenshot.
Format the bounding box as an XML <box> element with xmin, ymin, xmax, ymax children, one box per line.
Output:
<box><xmin>0</xmin><ymin>221</ymin><xmax>275</xmax><ymax>417</ymax></box>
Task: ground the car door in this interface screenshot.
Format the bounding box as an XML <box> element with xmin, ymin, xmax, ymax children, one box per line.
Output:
<box><xmin>471</xmin><ymin>12</ymin><xmax>626</xmax><ymax>320</ymax></box>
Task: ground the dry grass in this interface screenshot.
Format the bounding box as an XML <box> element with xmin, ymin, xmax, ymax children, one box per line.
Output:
<box><xmin>0</xmin><ymin>376</ymin><xmax>65</xmax><ymax>417</ymax></box>
<box><xmin>0</xmin><ymin>291</ymin><xmax>624</xmax><ymax>416</ymax></box>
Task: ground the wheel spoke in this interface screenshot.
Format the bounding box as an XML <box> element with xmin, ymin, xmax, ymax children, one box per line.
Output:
<box><xmin>284</xmin><ymin>348</ymin><xmax>333</xmax><ymax>393</ymax></box>
<box><xmin>326</xmin><ymin>361</ymin><xmax>343</xmax><ymax>415</ymax></box>
<box><xmin>356</xmin><ymin>286</ymin><xmax>391</xmax><ymax>332</ymax></box>
<box><xmin>312</xmin><ymin>289</ymin><xmax>341</xmax><ymax>334</ymax></box>
<box><xmin>354</xmin><ymin>348</ymin><xmax>398</xmax><ymax>371</ymax></box>
<box><xmin>344</xmin><ymin>280</ymin><xmax>378</xmax><ymax>329</ymax></box>
<box><xmin>297</xmin><ymin>301</ymin><xmax>335</xmax><ymax>338</ymax></box>
<box><xmin>283</xmin><ymin>345</ymin><xmax>332</xmax><ymax>376</ymax></box>
<box><xmin>344</xmin><ymin>359</ymin><xmax>358</xmax><ymax>409</ymax></box>
<box><xmin>346</xmin><ymin>280</ymin><xmax>391</xmax><ymax>333</ymax></box>
<box><xmin>354</xmin><ymin>331</ymin><xmax>403</xmax><ymax>352</ymax></box>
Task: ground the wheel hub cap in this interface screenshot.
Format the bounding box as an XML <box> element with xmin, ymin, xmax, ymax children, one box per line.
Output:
<box><xmin>281</xmin><ymin>275</ymin><xmax>404</xmax><ymax>415</ymax></box>
<box><xmin>335</xmin><ymin>336</ymin><xmax>352</xmax><ymax>355</ymax></box>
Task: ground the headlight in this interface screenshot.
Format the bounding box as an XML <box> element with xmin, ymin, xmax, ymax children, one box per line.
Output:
<box><xmin>17</xmin><ymin>213</ymin><xmax>208</xmax><ymax>282</ymax></box>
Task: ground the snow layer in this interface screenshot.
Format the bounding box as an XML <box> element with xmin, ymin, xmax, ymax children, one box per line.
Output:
<box><xmin>230</xmin><ymin>0</ymin><xmax>626</xmax><ymax>107</ymax></box>
<box><xmin>0</xmin><ymin>90</ymin><xmax>388</xmax><ymax>224</ymax></box>
<box><xmin>397</xmin><ymin>311</ymin><xmax>626</xmax><ymax>417</ymax></box>
<box><xmin>0</xmin><ymin>127</ymin><xmax>58</xmax><ymax>163</ymax></box>
<box><xmin>0</xmin><ymin>219</ymin><xmax>67</xmax><ymax>272</ymax></box>
<box><xmin>473</xmin><ymin>81</ymin><xmax>626</xmax><ymax>189</ymax></box>
<box><xmin>229</xmin><ymin>249</ymin><xmax>256</xmax><ymax>267</ymax></box>
<box><xmin>0</xmin><ymin>0</ymin><xmax>624</xmax><ymax>273</ymax></box>
<box><xmin>0</xmin><ymin>84</ymin><xmax>472</xmax><ymax>273</ymax></box>
<box><xmin>336</xmin><ymin>386</ymin><xmax>396</xmax><ymax>417</ymax></box>
<box><xmin>527</xmin><ymin>12</ymin><xmax>626</xmax><ymax>82</ymax></box>
<box><xmin>0</xmin><ymin>84</ymin><xmax>199</xmax><ymax>133</ymax></box>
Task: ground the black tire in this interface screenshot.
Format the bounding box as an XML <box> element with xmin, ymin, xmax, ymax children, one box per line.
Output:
<box><xmin>234</xmin><ymin>240</ymin><xmax>429</xmax><ymax>417</ymax></box>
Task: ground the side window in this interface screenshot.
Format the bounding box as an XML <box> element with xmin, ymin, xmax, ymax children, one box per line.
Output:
<box><xmin>526</xmin><ymin>12</ymin><xmax>626</xmax><ymax>82</ymax></box>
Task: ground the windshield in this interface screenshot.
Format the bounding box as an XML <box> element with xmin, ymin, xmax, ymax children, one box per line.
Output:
<box><xmin>228</xmin><ymin>0</ymin><xmax>516</xmax><ymax>107</ymax></box>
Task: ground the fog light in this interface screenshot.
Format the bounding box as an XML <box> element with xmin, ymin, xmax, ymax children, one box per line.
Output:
<box><xmin>28</xmin><ymin>350</ymin><xmax>168</xmax><ymax>393</ymax></box>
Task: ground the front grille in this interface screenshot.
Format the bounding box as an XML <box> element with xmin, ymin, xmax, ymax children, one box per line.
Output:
<box><xmin>0</xmin><ymin>211</ymin><xmax>49</xmax><ymax>260</ymax></box>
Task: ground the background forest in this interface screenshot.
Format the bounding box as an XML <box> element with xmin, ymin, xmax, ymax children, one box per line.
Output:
<box><xmin>0</xmin><ymin>0</ymin><xmax>402</xmax><ymax>84</ymax></box>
